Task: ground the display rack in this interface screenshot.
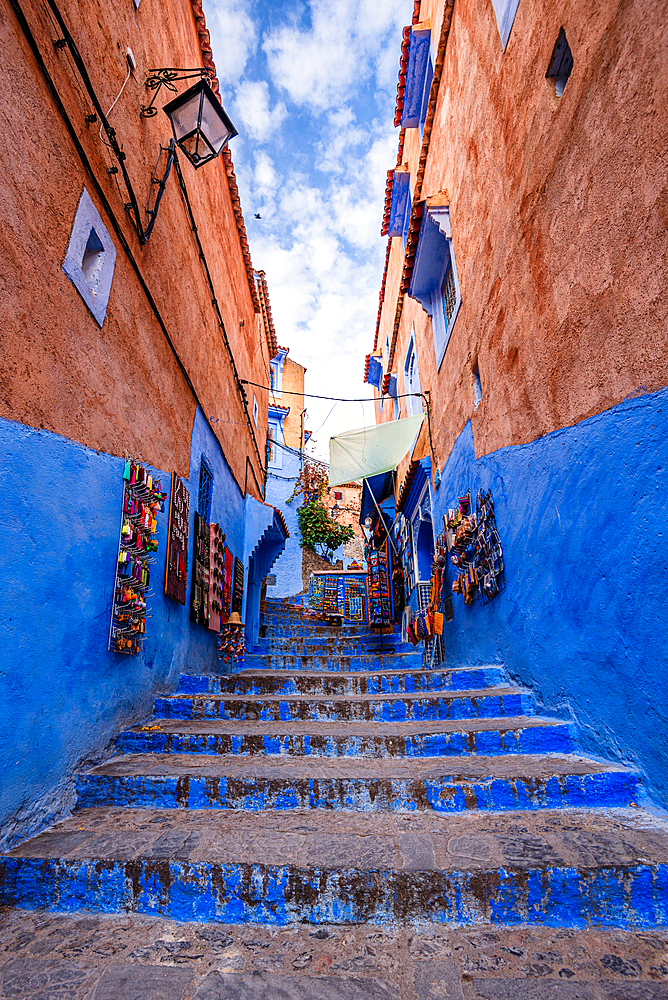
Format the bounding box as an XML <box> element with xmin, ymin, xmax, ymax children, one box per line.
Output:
<box><xmin>393</xmin><ymin>512</ymin><xmax>416</xmax><ymax>596</ymax></box>
<box><xmin>475</xmin><ymin>489</ymin><xmax>506</xmax><ymax>604</ymax></box>
<box><xmin>344</xmin><ymin>577</ymin><xmax>367</xmax><ymax>623</ymax></box>
<box><xmin>368</xmin><ymin>540</ymin><xmax>392</xmax><ymax>626</ymax></box>
<box><xmin>164</xmin><ymin>472</ymin><xmax>190</xmax><ymax>605</ymax></box>
<box><xmin>190</xmin><ymin>512</ymin><xmax>210</xmax><ymax>626</ymax></box>
<box><xmin>446</xmin><ymin>488</ymin><xmax>505</xmax><ymax>606</ymax></box>
<box><xmin>308</xmin><ymin>574</ymin><xmax>325</xmax><ymax>611</ymax></box>
<box><xmin>109</xmin><ymin>459</ymin><xmax>165</xmax><ymax>655</ymax></box>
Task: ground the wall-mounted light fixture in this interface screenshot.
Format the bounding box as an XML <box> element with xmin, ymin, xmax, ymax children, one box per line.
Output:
<box><xmin>141</xmin><ymin>68</ymin><xmax>237</xmax><ymax>169</ymax></box>
<box><xmin>135</xmin><ymin>68</ymin><xmax>238</xmax><ymax>241</ymax></box>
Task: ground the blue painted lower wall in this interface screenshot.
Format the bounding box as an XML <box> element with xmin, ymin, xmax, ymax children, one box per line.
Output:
<box><xmin>265</xmin><ymin>448</ymin><xmax>303</xmax><ymax>599</ymax></box>
<box><xmin>433</xmin><ymin>387</ymin><xmax>668</xmax><ymax>808</ymax></box>
<box><xmin>0</xmin><ymin>409</ymin><xmax>281</xmax><ymax>846</ymax></box>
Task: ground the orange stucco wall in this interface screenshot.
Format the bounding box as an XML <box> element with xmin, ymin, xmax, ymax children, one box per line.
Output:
<box><xmin>375</xmin><ymin>0</ymin><xmax>668</xmax><ymax>488</ymax></box>
<box><xmin>0</xmin><ymin>0</ymin><xmax>269</xmax><ymax>497</ymax></box>
<box><xmin>280</xmin><ymin>357</ymin><xmax>306</xmax><ymax>450</ymax></box>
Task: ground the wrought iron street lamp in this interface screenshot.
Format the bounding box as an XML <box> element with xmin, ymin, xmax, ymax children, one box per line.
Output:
<box><xmin>162</xmin><ymin>79</ymin><xmax>238</xmax><ymax>169</ymax></box>
<box><xmin>141</xmin><ymin>69</ymin><xmax>237</xmax><ymax>168</ymax></box>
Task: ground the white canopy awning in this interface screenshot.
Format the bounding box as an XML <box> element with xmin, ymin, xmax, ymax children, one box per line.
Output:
<box><xmin>328</xmin><ymin>414</ymin><xmax>424</xmax><ymax>487</ymax></box>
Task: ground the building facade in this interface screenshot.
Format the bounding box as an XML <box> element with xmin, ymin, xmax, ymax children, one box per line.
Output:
<box><xmin>366</xmin><ymin>0</ymin><xmax>668</xmax><ymax>805</ymax></box>
<box><xmin>0</xmin><ymin>0</ymin><xmax>287</xmax><ymax>845</ymax></box>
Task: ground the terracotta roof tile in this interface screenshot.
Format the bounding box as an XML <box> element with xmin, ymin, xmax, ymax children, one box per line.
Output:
<box><xmin>273</xmin><ymin>506</ymin><xmax>290</xmax><ymax>538</ymax></box>
<box><xmin>381</xmin><ymin>170</ymin><xmax>394</xmax><ymax>237</ymax></box>
<box><xmin>190</xmin><ymin>0</ymin><xmax>260</xmax><ymax>314</ymax></box>
<box><xmin>373</xmin><ymin>239</ymin><xmax>392</xmax><ymax>351</ymax></box>
<box><xmin>393</xmin><ymin>26</ymin><xmax>411</xmax><ymax>127</ymax></box>
<box><xmin>392</xmin><ymin>3</ymin><xmax>422</xmax><ymax>127</ymax></box>
<box><xmin>400</xmin><ymin>200</ymin><xmax>424</xmax><ymax>294</ymax></box>
<box><xmin>255</xmin><ymin>270</ymin><xmax>278</xmax><ymax>359</ymax></box>
<box><xmin>397</xmin><ymin>459</ymin><xmax>421</xmax><ymax>512</ymax></box>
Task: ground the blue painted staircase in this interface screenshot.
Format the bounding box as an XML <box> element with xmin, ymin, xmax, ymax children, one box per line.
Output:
<box><xmin>2</xmin><ymin>600</ymin><xmax>667</xmax><ymax>929</ymax></box>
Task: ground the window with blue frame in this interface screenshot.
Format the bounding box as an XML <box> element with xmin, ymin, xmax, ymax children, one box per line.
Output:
<box><xmin>491</xmin><ymin>0</ymin><xmax>521</xmax><ymax>50</ymax></box>
<box><xmin>407</xmin><ymin>204</ymin><xmax>461</xmax><ymax>371</ymax></box>
<box><xmin>198</xmin><ymin>457</ymin><xmax>213</xmax><ymax>522</ymax></box>
<box><xmin>404</xmin><ymin>333</ymin><xmax>422</xmax><ymax>418</ymax></box>
<box><xmin>267</xmin><ymin>408</ymin><xmax>286</xmax><ymax>470</ymax></box>
<box><xmin>402</xmin><ymin>26</ymin><xmax>432</xmax><ymax>129</ymax></box>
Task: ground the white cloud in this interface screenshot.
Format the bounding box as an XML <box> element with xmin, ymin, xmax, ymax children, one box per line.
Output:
<box><xmin>264</xmin><ymin>0</ymin><xmax>410</xmax><ymax>111</ymax></box>
<box><xmin>205</xmin><ymin>0</ymin><xmax>257</xmax><ymax>85</ymax></box>
<box><xmin>233</xmin><ymin>80</ymin><xmax>288</xmax><ymax>142</ymax></box>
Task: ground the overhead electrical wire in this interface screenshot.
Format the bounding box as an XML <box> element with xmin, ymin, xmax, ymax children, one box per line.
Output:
<box><xmin>240</xmin><ymin>379</ymin><xmax>422</xmax><ymax>403</ymax></box>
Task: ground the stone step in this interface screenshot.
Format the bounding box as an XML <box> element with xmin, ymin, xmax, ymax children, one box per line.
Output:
<box><xmin>253</xmin><ymin>640</ymin><xmax>414</xmax><ymax>657</ymax></box>
<box><xmin>177</xmin><ymin>665</ymin><xmax>508</xmax><ymax>697</ymax></box>
<box><xmin>117</xmin><ymin>715</ymin><xmax>575</xmax><ymax>758</ymax></box>
<box><xmin>75</xmin><ymin>752</ymin><xmax>640</xmax><ymax>813</ymax></box>
<box><xmin>243</xmin><ymin>651</ymin><xmax>423</xmax><ymax>672</ymax></box>
<box><xmin>3</xmin><ymin>807</ymin><xmax>667</xmax><ymax>928</ymax></box>
<box><xmin>260</xmin><ymin>623</ymin><xmax>400</xmax><ymax>639</ymax></box>
<box><xmin>153</xmin><ymin>687</ymin><xmax>534</xmax><ymax>723</ymax></box>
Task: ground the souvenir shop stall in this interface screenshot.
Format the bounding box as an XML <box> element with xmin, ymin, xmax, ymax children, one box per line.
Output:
<box><xmin>444</xmin><ymin>487</ymin><xmax>505</xmax><ymax>607</ymax></box>
<box><xmin>162</xmin><ymin>467</ymin><xmax>246</xmax><ymax>666</ymax></box>
<box><xmin>327</xmin><ymin>413</ymin><xmax>427</xmax><ymax>637</ymax></box>
<box><xmin>108</xmin><ymin>459</ymin><xmax>167</xmax><ymax>655</ymax></box>
<box><xmin>359</xmin><ymin>474</ymin><xmax>396</xmax><ymax>633</ymax></box>
<box><xmin>308</xmin><ymin>569</ymin><xmax>369</xmax><ymax>624</ymax></box>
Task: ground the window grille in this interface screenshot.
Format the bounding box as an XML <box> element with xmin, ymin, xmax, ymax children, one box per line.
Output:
<box><xmin>442</xmin><ymin>263</ymin><xmax>457</xmax><ymax>327</ymax></box>
<box><xmin>198</xmin><ymin>458</ymin><xmax>213</xmax><ymax>522</ymax></box>
<box><xmin>267</xmin><ymin>426</ymin><xmax>276</xmax><ymax>463</ymax></box>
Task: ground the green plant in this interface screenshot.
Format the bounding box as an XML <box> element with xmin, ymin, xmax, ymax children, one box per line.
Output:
<box><xmin>297</xmin><ymin>497</ymin><xmax>355</xmax><ymax>561</ymax></box>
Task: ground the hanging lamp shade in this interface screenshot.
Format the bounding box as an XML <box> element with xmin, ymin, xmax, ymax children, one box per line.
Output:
<box><xmin>162</xmin><ymin>79</ymin><xmax>238</xmax><ymax>168</ymax></box>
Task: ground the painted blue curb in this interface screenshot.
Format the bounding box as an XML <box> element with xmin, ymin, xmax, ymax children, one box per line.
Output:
<box><xmin>75</xmin><ymin>769</ymin><xmax>639</xmax><ymax>814</ymax></box>
<box><xmin>116</xmin><ymin>722</ymin><xmax>576</xmax><ymax>758</ymax></box>
<box><xmin>176</xmin><ymin>667</ymin><xmax>509</xmax><ymax>696</ymax></box>
<box><xmin>1</xmin><ymin>856</ymin><xmax>665</xmax><ymax>928</ymax></box>
<box><xmin>152</xmin><ymin>692</ymin><xmax>535</xmax><ymax>724</ymax></box>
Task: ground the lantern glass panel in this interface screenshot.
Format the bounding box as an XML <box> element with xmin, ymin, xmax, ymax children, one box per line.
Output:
<box><xmin>180</xmin><ymin>131</ymin><xmax>215</xmax><ymax>166</ymax></box>
<box><xmin>167</xmin><ymin>89</ymin><xmax>204</xmax><ymax>142</ymax></box>
<box><xmin>201</xmin><ymin>99</ymin><xmax>232</xmax><ymax>153</ymax></box>
<box><xmin>163</xmin><ymin>79</ymin><xmax>238</xmax><ymax>168</ymax></box>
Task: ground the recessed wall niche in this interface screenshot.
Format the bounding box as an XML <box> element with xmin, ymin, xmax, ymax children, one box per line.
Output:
<box><xmin>62</xmin><ymin>188</ymin><xmax>117</xmax><ymax>327</ymax></box>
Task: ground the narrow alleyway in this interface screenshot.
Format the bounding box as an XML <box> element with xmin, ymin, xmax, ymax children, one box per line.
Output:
<box><xmin>1</xmin><ymin>601</ymin><xmax>667</xmax><ymax>998</ymax></box>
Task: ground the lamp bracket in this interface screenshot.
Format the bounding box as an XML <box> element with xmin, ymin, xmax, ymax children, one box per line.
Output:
<box><xmin>140</xmin><ymin>67</ymin><xmax>214</xmax><ymax>118</ymax></box>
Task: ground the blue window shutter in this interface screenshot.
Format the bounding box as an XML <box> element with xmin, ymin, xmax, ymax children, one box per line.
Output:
<box><xmin>388</xmin><ymin>171</ymin><xmax>411</xmax><ymax>238</ymax></box>
<box><xmin>491</xmin><ymin>0</ymin><xmax>520</xmax><ymax>50</ymax></box>
<box><xmin>367</xmin><ymin>357</ymin><xmax>383</xmax><ymax>390</ymax></box>
<box><xmin>401</xmin><ymin>28</ymin><xmax>431</xmax><ymax>128</ymax></box>
<box><xmin>402</xmin><ymin>189</ymin><xmax>412</xmax><ymax>250</ymax></box>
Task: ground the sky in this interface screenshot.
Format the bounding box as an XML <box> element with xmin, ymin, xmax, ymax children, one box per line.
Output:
<box><xmin>202</xmin><ymin>0</ymin><xmax>412</xmax><ymax>461</ymax></box>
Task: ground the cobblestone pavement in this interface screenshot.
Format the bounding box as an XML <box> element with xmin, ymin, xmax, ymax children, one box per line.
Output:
<box><xmin>1</xmin><ymin>908</ymin><xmax>667</xmax><ymax>999</ymax></box>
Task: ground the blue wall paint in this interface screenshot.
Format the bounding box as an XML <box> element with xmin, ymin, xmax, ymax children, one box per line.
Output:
<box><xmin>0</xmin><ymin>408</ymin><xmax>262</xmax><ymax>846</ymax></box>
<box><xmin>433</xmin><ymin>387</ymin><xmax>668</xmax><ymax>807</ymax></box>
<box><xmin>265</xmin><ymin>447</ymin><xmax>303</xmax><ymax>599</ymax></box>
<box><xmin>243</xmin><ymin>496</ymin><xmax>287</xmax><ymax>650</ymax></box>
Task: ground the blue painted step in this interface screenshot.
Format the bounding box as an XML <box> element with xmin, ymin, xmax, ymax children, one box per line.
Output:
<box><xmin>116</xmin><ymin>717</ymin><xmax>576</xmax><ymax>758</ymax></box>
<box><xmin>2</xmin><ymin>853</ymin><xmax>665</xmax><ymax>929</ymax></box>
<box><xmin>75</xmin><ymin>762</ymin><xmax>640</xmax><ymax>814</ymax></box>
<box><xmin>152</xmin><ymin>689</ymin><xmax>535</xmax><ymax>723</ymax></box>
<box><xmin>243</xmin><ymin>652</ymin><xmax>427</xmax><ymax>672</ymax></box>
<box><xmin>177</xmin><ymin>665</ymin><xmax>509</xmax><ymax>696</ymax></box>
